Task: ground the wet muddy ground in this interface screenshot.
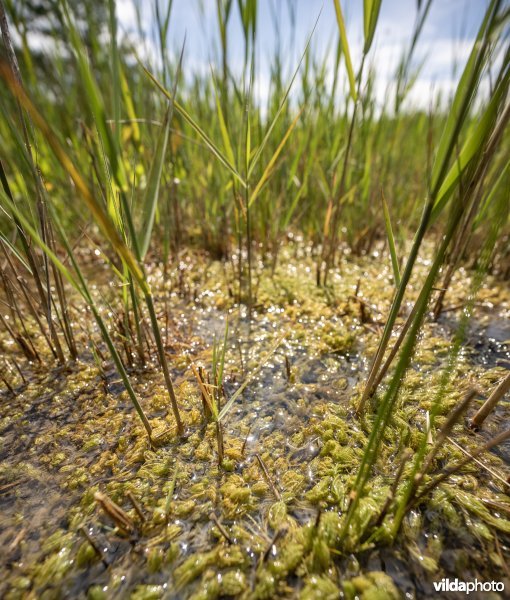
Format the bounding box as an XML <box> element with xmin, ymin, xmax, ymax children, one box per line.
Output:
<box><xmin>1</xmin><ymin>245</ymin><xmax>509</xmax><ymax>599</ymax></box>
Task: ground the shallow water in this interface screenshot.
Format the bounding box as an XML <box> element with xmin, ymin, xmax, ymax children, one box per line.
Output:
<box><xmin>1</xmin><ymin>249</ymin><xmax>510</xmax><ymax>599</ymax></box>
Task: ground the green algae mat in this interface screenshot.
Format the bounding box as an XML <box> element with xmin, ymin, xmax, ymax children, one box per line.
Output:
<box><xmin>1</xmin><ymin>249</ymin><xmax>509</xmax><ymax>599</ymax></box>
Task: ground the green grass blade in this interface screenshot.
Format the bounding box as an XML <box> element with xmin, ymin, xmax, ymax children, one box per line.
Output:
<box><xmin>0</xmin><ymin>190</ymin><xmax>81</xmax><ymax>294</ymax></box>
<box><xmin>108</xmin><ymin>0</ymin><xmax>121</xmax><ymax>149</ymax></box>
<box><xmin>363</xmin><ymin>0</ymin><xmax>382</xmax><ymax>54</ymax></box>
<box><xmin>212</xmin><ymin>69</ymin><xmax>236</xmax><ymax>169</ymax></box>
<box><xmin>217</xmin><ymin>319</ymin><xmax>228</xmax><ymax>392</ymax></box>
<box><xmin>247</xmin><ymin>12</ymin><xmax>320</xmax><ymax>179</ymax></box>
<box><xmin>473</xmin><ymin>158</ymin><xmax>510</xmax><ymax>228</ymax></box>
<box><xmin>0</xmin><ymin>232</ymin><xmax>33</xmax><ymax>274</ymax></box>
<box><xmin>121</xmin><ymin>69</ymin><xmax>141</xmax><ymax>146</ymax></box>
<box><xmin>52</xmin><ymin>222</ymin><xmax>153</xmax><ymax>440</ymax></box>
<box><xmin>282</xmin><ymin>185</ymin><xmax>306</xmax><ymax>230</ymax></box>
<box><xmin>432</xmin><ymin>71</ymin><xmax>510</xmax><ymax>221</ymax></box>
<box><xmin>140</xmin><ymin>43</ymin><xmax>185</xmax><ymax>259</ymax></box>
<box><xmin>381</xmin><ymin>190</ymin><xmax>401</xmax><ymax>286</ymax></box>
<box><xmin>248</xmin><ymin>107</ymin><xmax>303</xmax><ymax>208</ymax></box>
<box><xmin>143</xmin><ymin>66</ymin><xmax>246</xmax><ymax>188</ymax></box>
<box><xmin>332</xmin><ymin>0</ymin><xmax>357</xmax><ymax>102</ymax></box>
<box><xmin>429</xmin><ymin>0</ymin><xmax>502</xmax><ymax>199</ymax></box>
<box><xmin>61</xmin><ymin>0</ymin><xmax>127</xmax><ymax>190</ymax></box>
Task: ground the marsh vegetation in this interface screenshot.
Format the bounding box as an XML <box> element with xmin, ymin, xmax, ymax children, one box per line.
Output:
<box><xmin>0</xmin><ymin>0</ymin><xmax>509</xmax><ymax>598</ymax></box>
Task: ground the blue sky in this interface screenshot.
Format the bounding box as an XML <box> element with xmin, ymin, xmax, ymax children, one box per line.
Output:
<box><xmin>118</xmin><ymin>0</ymin><xmax>490</xmax><ymax>110</ymax></box>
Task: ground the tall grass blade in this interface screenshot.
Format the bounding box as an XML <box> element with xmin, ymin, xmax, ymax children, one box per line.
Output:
<box><xmin>332</xmin><ymin>0</ymin><xmax>357</xmax><ymax>102</ymax></box>
<box><xmin>381</xmin><ymin>189</ymin><xmax>401</xmax><ymax>286</ymax></box>
<box><xmin>212</xmin><ymin>69</ymin><xmax>236</xmax><ymax>169</ymax></box>
<box><xmin>247</xmin><ymin>12</ymin><xmax>320</xmax><ymax>179</ymax></box>
<box><xmin>61</xmin><ymin>0</ymin><xmax>127</xmax><ymax>190</ymax></box>
<box><xmin>249</xmin><ymin>107</ymin><xmax>303</xmax><ymax>208</ymax></box>
<box><xmin>432</xmin><ymin>76</ymin><xmax>510</xmax><ymax>221</ymax></box>
<box><xmin>143</xmin><ymin>66</ymin><xmax>246</xmax><ymax>188</ymax></box>
<box><xmin>363</xmin><ymin>0</ymin><xmax>382</xmax><ymax>54</ymax></box>
<box><xmin>140</xmin><ymin>42</ymin><xmax>185</xmax><ymax>259</ymax></box>
<box><xmin>429</xmin><ymin>0</ymin><xmax>501</xmax><ymax>199</ymax></box>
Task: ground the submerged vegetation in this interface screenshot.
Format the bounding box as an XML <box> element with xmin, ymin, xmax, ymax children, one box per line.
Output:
<box><xmin>0</xmin><ymin>0</ymin><xmax>509</xmax><ymax>597</ymax></box>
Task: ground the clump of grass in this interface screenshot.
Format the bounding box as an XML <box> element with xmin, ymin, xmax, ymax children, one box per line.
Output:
<box><xmin>1</xmin><ymin>1</ymin><xmax>185</xmax><ymax>437</ymax></box>
<box><xmin>341</xmin><ymin>0</ymin><xmax>510</xmax><ymax>542</ymax></box>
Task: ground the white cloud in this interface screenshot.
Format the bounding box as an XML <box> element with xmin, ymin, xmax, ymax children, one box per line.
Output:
<box><xmin>15</xmin><ymin>0</ymin><xmax>495</xmax><ymax>116</ymax></box>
